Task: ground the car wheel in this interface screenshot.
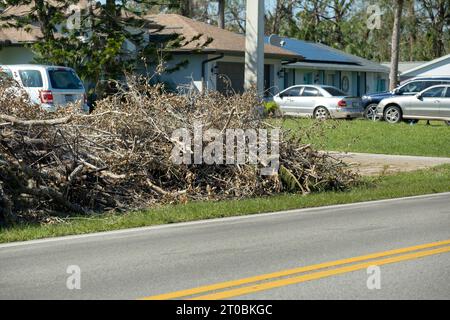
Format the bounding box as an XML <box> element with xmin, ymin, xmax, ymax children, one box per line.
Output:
<box><xmin>364</xmin><ymin>103</ymin><xmax>379</xmax><ymax>121</ymax></box>
<box><xmin>384</xmin><ymin>105</ymin><xmax>402</xmax><ymax>124</ymax></box>
<box><xmin>314</xmin><ymin>107</ymin><xmax>330</xmax><ymax>121</ymax></box>
<box><xmin>445</xmin><ymin>121</ymin><xmax>450</xmax><ymax>126</ymax></box>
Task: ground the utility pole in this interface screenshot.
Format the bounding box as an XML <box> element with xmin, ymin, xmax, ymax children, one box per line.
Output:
<box><xmin>244</xmin><ymin>0</ymin><xmax>264</xmax><ymax>93</ymax></box>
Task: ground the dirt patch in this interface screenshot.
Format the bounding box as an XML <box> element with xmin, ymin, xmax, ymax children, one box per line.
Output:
<box><xmin>328</xmin><ymin>152</ymin><xmax>450</xmax><ymax>176</ymax></box>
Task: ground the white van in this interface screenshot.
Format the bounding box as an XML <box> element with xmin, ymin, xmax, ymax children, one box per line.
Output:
<box><xmin>0</xmin><ymin>64</ymin><xmax>89</xmax><ymax>113</ymax></box>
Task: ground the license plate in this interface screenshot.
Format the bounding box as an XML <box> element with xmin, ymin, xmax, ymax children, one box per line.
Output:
<box><xmin>65</xmin><ymin>95</ymin><xmax>75</xmax><ymax>103</ymax></box>
<box><xmin>352</xmin><ymin>102</ymin><xmax>360</xmax><ymax>108</ymax></box>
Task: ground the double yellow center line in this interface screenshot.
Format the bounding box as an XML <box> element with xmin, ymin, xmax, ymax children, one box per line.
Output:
<box><xmin>142</xmin><ymin>239</ymin><xmax>450</xmax><ymax>300</ymax></box>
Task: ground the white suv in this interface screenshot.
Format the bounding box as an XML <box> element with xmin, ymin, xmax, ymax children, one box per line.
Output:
<box><xmin>0</xmin><ymin>64</ymin><xmax>89</xmax><ymax>113</ymax></box>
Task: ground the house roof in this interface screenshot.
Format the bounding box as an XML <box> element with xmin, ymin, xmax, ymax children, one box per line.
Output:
<box><xmin>399</xmin><ymin>54</ymin><xmax>450</xmax><ymax>77</ymax></box>
<box><xmin>0</xmin><ymin>25</ymin><xmax>43</xmax><ymax>44</ymax></box>
<box><xmin>1</xmin><ymin>0</ymin><xmax>91</xmax><ymax>17</ymax></box>
<box><xmin>148</xmin><ymin>14</ymin><xmax>302</xmax><ymax>60</ymax></box>
<box><xmin>1</xmin><ymin>8</ymin><xmax>302</xmax><ymax>61</ymax></box>
<box><xmin>381</xmin><ymin>61</ymin><xmax>428</xmax><ymax>74</ymax></box>
<box><xmin>0</xmin><ymin>0</ymin><xmax>91</xmax><ymax>44</ymax></box>
<box><xmin>265</xmin><ymin>36</ymin><xmax>389</xmax><ymax>73</ymax></box>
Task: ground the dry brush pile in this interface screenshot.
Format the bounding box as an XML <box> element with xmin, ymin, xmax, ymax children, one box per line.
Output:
<box><xmin>0</xmin><ymin>76</ymin><xmax>359</xmax><ymax>226</ymax></box>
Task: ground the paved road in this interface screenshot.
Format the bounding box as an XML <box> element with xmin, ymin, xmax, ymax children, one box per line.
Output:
<box><xmin>0</xmin><ymin>193</ymin><xmax>449</xmax><ymax>300</ymax></box>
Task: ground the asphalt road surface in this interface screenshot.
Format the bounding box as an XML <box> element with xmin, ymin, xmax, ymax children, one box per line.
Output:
<box><xmin>1</xmin><ymin>193</ymin><xmax>449</xmax><ymax>300</ymax></box>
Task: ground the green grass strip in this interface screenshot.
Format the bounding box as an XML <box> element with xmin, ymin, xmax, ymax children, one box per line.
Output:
<box><xmin>1</xmin><ymin>165</ymin><xmax>449</xmax><ymax>243</ymax></box>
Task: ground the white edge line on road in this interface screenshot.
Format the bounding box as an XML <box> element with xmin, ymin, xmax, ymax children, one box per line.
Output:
<box><xmin>1</xmin><ymin>192</ymin><xmax>449</xmax><ymax>249</ymax></box>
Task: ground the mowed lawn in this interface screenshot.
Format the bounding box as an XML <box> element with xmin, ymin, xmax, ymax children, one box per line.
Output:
<box><xmin>281</xmin><ymin>118</ymin><xmax>450</xmax><ymax>157</ymax></box>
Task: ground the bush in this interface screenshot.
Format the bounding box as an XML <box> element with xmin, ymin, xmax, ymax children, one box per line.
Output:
<box><xmin>264</xmin><ymin>101</ymin><xmax>281</xmax><ymax>117</ymax></box>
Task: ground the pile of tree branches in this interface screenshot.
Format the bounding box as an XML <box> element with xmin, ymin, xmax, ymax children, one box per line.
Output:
<box><xmin>0</xmin><ymin>77</ymin><xmax>358</xmax><ymax>226</ymax></box>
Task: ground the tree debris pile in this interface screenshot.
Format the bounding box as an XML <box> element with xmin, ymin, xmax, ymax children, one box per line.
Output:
<box><xmin>0</xmin><ymin>78</ymin><xmax>358</xmax><ymax>225</ymax></box>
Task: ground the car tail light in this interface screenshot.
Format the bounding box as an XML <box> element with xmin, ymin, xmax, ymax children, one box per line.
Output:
<box><xmin>39</xmin><ymin>90</ymin><xmax>53</xmax><ymax>104</ymax></box>
<box><xmin>337</xmin><ymin>99</ymin><xmax>347</xmax><ymax>107</ymax></box>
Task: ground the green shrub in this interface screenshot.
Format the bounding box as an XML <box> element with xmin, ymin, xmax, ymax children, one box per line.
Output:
<box><xmin>264</xmin><ymin>101</ymin><xmax>280</xmax><ymax>117</ymax></box>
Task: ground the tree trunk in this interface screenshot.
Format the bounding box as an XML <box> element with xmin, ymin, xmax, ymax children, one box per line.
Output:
<box><xmin>105</xmin><ymin>0</ymin><xmax>117</xmax><ymax>30</ymax></box>
<box><xmin>180</xmin><ymin>0</ymin><xmax>191</xmax><ymax>17</ymax></box>
<box><xmin>35</xmin><ymin>0</ymin><xmax>54</xmax><ymax>40</ymax></box>
<box><xmin>218</xmin><ymin>0</ymin><xmax>225</xmax><ymax>29</ymax></box>
<box><xmin>106</xmin><ymin>0</ymin><xmax>116</xmax><ymax>16</ymax></box>
<box><xmin>408</xmin><ymin>0</ymin><xmax>416</xmax><ymax>61</ymax></box>
<box><xmin>271</xmin><ymin>0</ymin><xmax>282</xmax><ymax>34</ymax></box>
<box><xmin>389</xmin><ymin>0</ymin><xmax>404</xmax><ymax>90</ymax></box>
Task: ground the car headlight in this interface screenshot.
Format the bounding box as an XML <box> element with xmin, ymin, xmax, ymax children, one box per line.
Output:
<box><xmin>362</xmin><ymin>96</ymin><xmax>372</xmax><ymax>101</ymax></box>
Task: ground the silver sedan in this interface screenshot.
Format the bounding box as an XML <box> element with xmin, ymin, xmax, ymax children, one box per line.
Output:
<box><xmin>376</xmin><ymin>85</ymin><xmax>450</xmax><ymax>125</ymax></box>
<box><xmin>274</xmin><ymin>85</ymin><xmax>363</xmax><ymax>120</ymax></box>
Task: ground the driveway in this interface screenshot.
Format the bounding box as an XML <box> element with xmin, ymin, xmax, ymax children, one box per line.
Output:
<box><xmin>329</xmin><ymin>152</ymin><xmax>450</xmax><ymax>176</ymax></box>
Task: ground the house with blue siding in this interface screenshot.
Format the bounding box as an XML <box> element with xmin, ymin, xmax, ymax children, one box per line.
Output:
<box><xmin>266</xmin><ymin>36</ymin><xmax>390</xmax><ymax>96</ymax></box>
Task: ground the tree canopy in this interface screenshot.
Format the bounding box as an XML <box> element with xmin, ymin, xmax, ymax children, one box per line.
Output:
<box><xmin>0</xmin><ymin>0</ymin><xmax>182</xmax><ymax>96</ymax></box>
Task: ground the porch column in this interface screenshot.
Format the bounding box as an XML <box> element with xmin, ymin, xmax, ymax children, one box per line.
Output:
<box><xmin>244</xmin><ymin>0</ymin><xmax>264</xmax><ymax>94</ymax></box>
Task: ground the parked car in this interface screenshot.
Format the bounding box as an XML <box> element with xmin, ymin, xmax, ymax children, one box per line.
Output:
<box><xmin>274</xmin><ymin>85</ymin><xmax>363</xmax><ymax>120</ymax></box>
<box><xmin>0</xmin><ymin>64</ymin><xmax>89</xmax><ymax>113</ymax></box>
<box><xmin>376</xmin><ymin>85</ymin><xmax>450</xmax><ymax>125</ymax></box>
<box><xmin>362</xmin><ymin>76</ymin><xmax>450</xmax><ymax>120</ymax></box>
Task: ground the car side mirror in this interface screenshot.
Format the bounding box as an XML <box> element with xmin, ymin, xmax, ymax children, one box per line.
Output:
<box><xmin>279</xmin><ymin>94</ymin><xmax>285</xmax><ymax>99</ymax></box>
<box><xmin>415</xmin><ymin>93</ymin><xmax>423</xmax><ymax>100</ymax></box>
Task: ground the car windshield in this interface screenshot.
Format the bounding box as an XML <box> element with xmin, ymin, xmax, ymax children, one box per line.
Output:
<box><xmin>323</xmin><ymin>87</ymin><xmax>346</xmax><ymax>96</ymax></box>
<box><xmin>48</xmin><ymin>69</ymin><xmax>84</xmax><ymax>90</ymax></box>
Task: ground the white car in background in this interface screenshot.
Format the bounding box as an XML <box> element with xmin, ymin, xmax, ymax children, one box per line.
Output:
<box><xmin>274</xmin><ymin>85</ymin><xmax>363</xmax><ymax>120</ymax></box>
<box><xmin>0</xmin><ymin>64</ymin><xmax>89</xmax><ymax>113</ymax></box>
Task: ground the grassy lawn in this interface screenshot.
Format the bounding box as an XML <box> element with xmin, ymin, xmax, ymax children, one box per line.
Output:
<box><xmin>1</xmin><ymin>164</ymin><xmax>450</xmax><ymax>243</ymax></box>
<box><xmin>280</xmin><ymin>118</ymin><xmax>450</xmax><ymax>157</ymax></box>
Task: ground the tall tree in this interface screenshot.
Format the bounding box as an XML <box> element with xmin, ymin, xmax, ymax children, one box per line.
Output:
<box><xmin>390</xmin><ymin>0</ymin><xmax>404</xmax><ymax>90</ymax></box>
<box><xmin>406</xmin><ymin>0</ymin><xmax>417</xmax><ymax>61</ymax></box>
<box><xmin>218</xmin><ymin>0</ymin><xmax>225</xmax><ymax>28</ymax></box>
<box><xmin>290</xmin><ymin>0</ymin><xmax>328</xmax><ymax>42</ymax></box>
<box><xmin>327</xmin><ymin>0</ymin><xmax>354</xmax><ymax>48</ymax></box>
<box><xmin>179</xmin><ymin>0</ymin><xmax>192</xmax><ymax>17</ymax></box>
<box><xmin>226</xmin><ymin>0</ymin><xmax>246</xmax><ymax>33</ymax></box>
<box><xmin>418</xmin><ymin>0</ymin><xmax>450</xmax><ymax>59</ymax></box>
<box><xmin>266</xmin><ymin>0</ymin><xmax>296</xmax><ymax>35</ymax></box>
